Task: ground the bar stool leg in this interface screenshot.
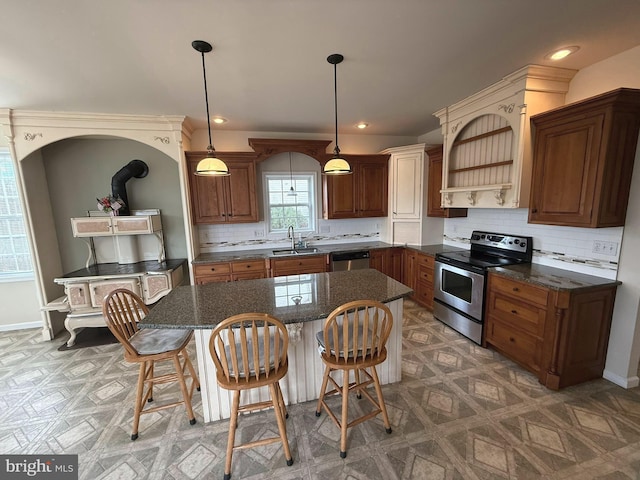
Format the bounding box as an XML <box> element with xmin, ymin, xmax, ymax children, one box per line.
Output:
<box><xmin>131</xmin><ymin>362</ymin><xmax>146</xmax><ymax>441</ymax></box>
<box><xmin>315</xmin><ymin>365</ymin><xmax>331</xmax><ymax>416</ymax></box>
<box><xmin>224</xmin><ymin>390</ymin><xmax>241</xmax><ymax>480</ymax></box>
<box><xmin>173</xmin><ymin>355</ymin><xmax>196</xmax><ymax>425</ymax></box>
<box><xmin>370</xmin><ymin>366</ymin><xmax>392</xmax><ymax>434</ymax></box>
<box><xmin>269</xmin><ymin>383</ymin><xmax>294</xmax><ymax>467</ymax></box>
<box><xmin>340</xmin><ymin>368</ymin><xmax>350</xmax><ymax>458</ymax></box>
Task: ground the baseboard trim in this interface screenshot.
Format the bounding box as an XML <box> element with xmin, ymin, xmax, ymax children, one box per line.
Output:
<box><xmin>603</xmin><ymin>369</ymin><xmax>640</xmax><ymax>389</ymax></box>
<box><xmin>0</xmin><ymin>321</ymin><xmax>42</xmax><ymax>332</ymax></box>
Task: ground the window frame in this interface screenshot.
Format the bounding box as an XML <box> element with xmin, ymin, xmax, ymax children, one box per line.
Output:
<box><xmin>263</xmin><ymin>171</ymin><xmax>317</xmax><ymax>237</ymax></box>
<box><xmin>0</xmin><ymin>149</ymin><xmax>34</xmax><ymax>282</ymax></box>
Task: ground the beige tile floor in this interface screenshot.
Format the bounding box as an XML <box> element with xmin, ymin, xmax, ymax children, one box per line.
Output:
<box><xmin>1</xmin><ymin>300</ymin><xmax>640</xmax><ymax>479</ymax></box>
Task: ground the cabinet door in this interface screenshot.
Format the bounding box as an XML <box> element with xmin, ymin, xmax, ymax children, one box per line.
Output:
<box><xmin>225</xmin><ymin>160</ymin><xmax>259</xmax><ymax>222</ymax></box>
<box><xmin>392</xmin><ymin>150</ymin><xmax>422</xmax><ymax>219</ymax></box>
<box><xmin>71</xmin><ymin>217</ymin><xmax>112</xmax><ymax>237</ymax></box>
<box><xmin>403</xmin><ymin>249</ymin><xmax>417</xmax><ymax>292</ymax></box>
<box><xmin>388</xmin><ymin>248</ymin><xmax>404</xmax><ymax>282</ymax></box>
<box><xmin>358</xmin><ymin>160</ymin><xmax>388</xmax><ymax>217</ymax></box>
<box><xmin>66</xmin><ymin>283</ymin><xmax>91</xmax><ymax>309</ymax></box>
<box><xmin>142</xmin><ymin>273</ymin><xmax>171</xmax><ymax>304</ymax></box>
<box><xmin>271</xmin><ymin>255</ymin><xmax>326</xmax><ymax>277</ymax></box>
<box><xmin>529</xmin><ymin>115</ymin><xmax>603</xmax><ymax>226</ymax></box>
<box><xmin>89</xmin><ymin>278</ymin><xmax>141</xmax><ymax>308</ymax></box>
<box><xmin>112</xmin><ymin>215</ymin><xmax>159</xmax><ymax>235</ymax></box>
<box><xmin>369</xmin><ymin>249</ymin><xmax>385</xmax><ymax>272</ymax></box>
<box><xmin>426</xmin><ymin>146</ymin><xmax>467</xmax><ymax>218</ymax></box>
<box><xmin>323</xmin><ymin>170</ymin><xmax>357</xmax><ymax>219</ymax></box>
<box><xmin>187</xmin><ymin>157</ymin><xmax>228</xmax><ymax>223</ymax></box>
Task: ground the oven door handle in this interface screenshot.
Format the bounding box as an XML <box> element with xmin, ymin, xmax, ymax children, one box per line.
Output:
<box><xmin>434</xmin><ymin>259</ymin><xmax>485</xmax><ymax>280</ymax></box>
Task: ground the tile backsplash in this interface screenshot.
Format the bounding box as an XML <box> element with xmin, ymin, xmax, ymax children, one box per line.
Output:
<box><xmin>443</xmin><ymin>209</ymin><xmax>622</xmax><ymax>279</ymax></box>
<box><xmin>198</xmin><ymin>217</ymin><xmax>381</xmax><ymax>252</ymax></box>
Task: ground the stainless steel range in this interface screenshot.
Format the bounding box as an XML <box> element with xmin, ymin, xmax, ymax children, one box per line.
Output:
<box><xmin>433</xmin><ymin>231</ymin><xmax>533</xmax><ymax>344</ymax></box>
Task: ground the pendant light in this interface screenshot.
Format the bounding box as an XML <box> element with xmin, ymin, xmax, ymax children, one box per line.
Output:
<box><xmin>287</xmin><ymin>152</ymin><xmax>297</xmax><ymax>196</ymax></box>
<box><xmin>192</xmin><ymin>40</ymin><xmax>230</xmax><ymax>176</ymax></box>
<box><xmin>323</xmin><ymin>53</ymin><xmax>352</xmax><ymax>175</ymax></box>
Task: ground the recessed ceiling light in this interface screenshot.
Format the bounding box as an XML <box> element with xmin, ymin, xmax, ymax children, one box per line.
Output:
<box><xmin>546</xmin><ymin>46</ymin><xmax>580</xmax><ymax>61</ymax></box>
<box><xmin>356</xmin><ymin>122</ymin><xmax>369</xmax><ymax>129</ymax></box>
<box><xmin>212</xmin><ymin>117</ymin><xmax>227</xmax><ymax>124</ymax></box>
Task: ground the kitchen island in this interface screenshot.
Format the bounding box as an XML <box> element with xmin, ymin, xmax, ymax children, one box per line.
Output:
<box><xmin>141</xmin><ymin>268</ymin><xmax>413</xmax><ymax>422</ymax></box>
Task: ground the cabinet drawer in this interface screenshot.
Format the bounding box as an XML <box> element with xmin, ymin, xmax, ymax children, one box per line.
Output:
<box><xmin>231</xmin><ymin>260</ymin><xmax>266</xmax><ymax>273</ymax></box>
<box><xmin>194</xmin><ymin>263</ymin><xmax>231</xmax><ymax>277</ymax></box>
<box><xmin>485</xmin><ymin>318</ymin><xmax>541</xmax><ymax>372</ymax></box>
<box><xmin>416</xmin><ymin>253</ymin><xmax>434</xmax><ymax>269</ymax></box>
<box><xmin>417</xmin><ymin>264</ymin><xmax>434</xmax><ymax>284</ymax></box>
<box><xmin>195</xmin><ymin>275</ymin><xmax>230</xmax><ymax>285</ymax></box>
<box><xmin>487</xmin><ymin>293</ymin><xmax>545</xmax><ymax>336</ymax></box>
<box><xmin>232</xmin><ymin>272</ymin><xmax>267</xmax><ymax>281</ymax></box>
<box><xmin>490</xmin><ymin>275</ymin><xmax>548</xmax><ymax>307</ymax></box>
<box><xmin>415</xmin><ymin>281</ymin><xmax>434</xmax><ymax>309</ymax></box>
<box><xmin>89</xmin><ymin>278</ymin><xmax>141</xmax><ymax>308</ymax></box>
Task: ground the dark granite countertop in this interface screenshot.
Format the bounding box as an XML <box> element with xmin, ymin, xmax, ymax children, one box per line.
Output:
<box><xmin>56</xmin><ymin>259</ymin><xmax>187</xmax><ymax>280</ymax></box>
<box><xmin>491</xmin><ymin>263</ymin><xmax>621</xmax><ymax>291</ymax></box>
<box><xmin>193</xmin><ymin>242</ymin><xmax>466</xmax><ymax>264</ymax></box>
<box><xmin>141</xmin><ymin>269</ymin><xmax>413</xmax><ymax>329</ymax></box>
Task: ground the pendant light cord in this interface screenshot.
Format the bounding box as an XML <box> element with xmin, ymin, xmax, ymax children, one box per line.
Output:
<box><xmin>200</xmin><ymin>51</ymin><xmax>214</xmax><ymax>152</ymax></box>
<box><xmin>333</xmin><ymin>61</ymin><xmax>340</xmax><ymax>157</ymax></box>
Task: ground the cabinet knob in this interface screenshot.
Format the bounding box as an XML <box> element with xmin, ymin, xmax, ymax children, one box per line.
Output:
<box><xmin>513</xmin><ymin>287</ymin><xmax>519</xmax><ymax>292</ymax></box>
<box><xmin>531</xmin><ymin>208</ymin><xmax>537</xmax><ymax>213</ymax></box>
<box><xmin>210</xmin><ymin>268</ymin><xmax>216</xmax><ymax>272</ymax></box>
<box><xmin>511</xmin><ymin>309</ymin><xmax>518</xmax><ymax>314</ymax></box>
<box><xmin>509</xmin><ymin>337</ymin><xmax>515</xmax><ymax>342</ymax></box>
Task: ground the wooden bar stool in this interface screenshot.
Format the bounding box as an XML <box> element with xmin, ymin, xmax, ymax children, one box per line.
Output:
<box><xmin>315</xmin><ymin>300</ymin><xmax>393</xmax><ymax>458</ymax></box>
<box><xmin>209</xmin><ymin>313</ymin><xmax>293</xmax><ymax>480</ymax></box>
<box><xmin>102</xmin><ymin>288</ymin><xmax>200</xmax><ymax>440</ymax></box>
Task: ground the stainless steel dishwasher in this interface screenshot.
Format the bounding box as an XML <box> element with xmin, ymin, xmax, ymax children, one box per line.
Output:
<box><xmin>329</xmin><ymin>250</ymin><xmax>371</xmax><ymax>271</ymax></box>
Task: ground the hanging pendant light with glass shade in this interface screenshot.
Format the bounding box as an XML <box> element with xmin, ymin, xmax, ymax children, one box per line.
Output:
<box><xmin>192</xmin><ymin>40</ymin><xmax>230</xmax><ymax>177</ymax></box>
<box><xmin>287</xmin><ymin>152</ymin><xmax>297</xmax><ymax>197</ymax></box>
<box><xmin>323</xmin><ymin>53</ymin><xmax>352</xmax><ymax>175</ymax></box>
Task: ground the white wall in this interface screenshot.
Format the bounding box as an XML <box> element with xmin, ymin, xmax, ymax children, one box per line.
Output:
<box><xmin>0</xmin><ymin>280</ymin><xmax>41</xmax><ymax>330</ymax></box>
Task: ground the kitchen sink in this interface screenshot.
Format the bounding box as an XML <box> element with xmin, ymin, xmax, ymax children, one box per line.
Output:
<box><xmin>272</xmin><ymin>247</ymin><xmax>320</xmax><ymax>256</ymax></box>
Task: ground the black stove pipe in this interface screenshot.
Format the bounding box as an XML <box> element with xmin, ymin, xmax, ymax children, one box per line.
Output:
<box><xmin>111</xmin><ymin>160</ymin><xmax>149</xmax><ymax>216</ymax></box>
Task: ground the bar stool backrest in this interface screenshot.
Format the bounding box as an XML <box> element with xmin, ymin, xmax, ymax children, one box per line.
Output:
<box><xmin>102</xmin><ymin>288</ymin><xmax>149</xmax><ymax>358</ymax></box>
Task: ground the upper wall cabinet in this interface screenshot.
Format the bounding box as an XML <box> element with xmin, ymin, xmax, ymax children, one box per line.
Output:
<box><xmin>529</xmin><ymin>88</ymin><xmax>640</xmax><ymax>228</ymax></box>
<box><xmin>185</xmin><ymin>152</ymin><xmax>259</xmax><ymax>224</ymax></box>
<box><xmin>434</xmin><ymin>65</ymin><xmax>576</xmax><ymax>209</ymax></box>
<box><xmin>322</xmin><ymin>154</ymin><xmax>389</xmax><ymax>219</ymax></box>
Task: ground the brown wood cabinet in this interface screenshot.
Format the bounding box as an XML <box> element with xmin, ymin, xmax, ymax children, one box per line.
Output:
<box><xmin>369</xmin><ymin>247</ymin><xmax>403</xmax><ymax>282</ymax></box>
<box><xmin>194</xmin><ymin>259</ymin><xmax>267</xmax><ymax>284</ymax></box>
<box><xmin>270</xmin><ymin>255</ymin><xmax>327</xmax><ymax>277</ymax></box>
<box><xmin>413</xmin><ymin>253</ymin><xmax>435</xmax><ymax>310</ymax></box>
<box><xmin>484</xmin><ymin>272</ymin><xmax>618</xmax><ymax>389</ymax></box>
<box><xmin>426</xmin><ymin>146</ymin><xmax>467</xmax><ymax>218</ymax></box>
<box><xmin>186</xmin><ymin>152</ymin><xmax>259</xmax><ymax>224</ymax></box>
<box><xmin>529</xmin><ymin>88</ymin><xmax>640</xmax><ymax>227</ymax></box>
<box><xmin>322</xmin><ymin>154</ymin><xmax>389</xmax><ymax>219</ymax></box>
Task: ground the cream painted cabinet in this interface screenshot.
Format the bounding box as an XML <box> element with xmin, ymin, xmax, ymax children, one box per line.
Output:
<box><xmin>390</xmin><ymin>147</ymin><xmax>423</xmax><ymax>219</ymax></box>
<box><xmin>434</xmin><ymin>65</ymin><xmax>575</xmax><ymax>209</ymax></box>
<box><xmin>71</xmin><ymin>213</ymin><xmax>161</xmax><ymax>237</ymax></box>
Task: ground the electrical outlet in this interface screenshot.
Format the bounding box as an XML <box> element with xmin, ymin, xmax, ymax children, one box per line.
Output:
<box><xmin>254</xmin><ymin>230</ymin><xmax>264</xmax><ymax>238</ymax></box>
<box><xmin>592</xmin><ymin>240</ymin><xmax>618</xmax><ymax>256</ymax></box>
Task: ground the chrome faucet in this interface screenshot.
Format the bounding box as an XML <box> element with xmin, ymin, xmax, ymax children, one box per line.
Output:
<box><xmin>287</xmin><ymin>225</ymin><xmax>295</xmax><ymax>250</ymax></box>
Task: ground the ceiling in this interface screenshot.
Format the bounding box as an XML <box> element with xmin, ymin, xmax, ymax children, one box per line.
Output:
<box><xmin>3</xmin><ymin>0</ymin><xmax>640</xmax><ymax>137</ymax></box>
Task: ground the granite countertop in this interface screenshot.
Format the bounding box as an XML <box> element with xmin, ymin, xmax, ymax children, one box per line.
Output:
<box><xmin>491</xmin><ymin>263</ymin><xmax>621</xmax><ymax>291</ymax></box>
<box><xmin>193</xmin><ymin>242</ymin><xmax>465</xmax><ymax>264</ymax></box>
<box><xmin>56</xmin><ymin>259</ymin><xmax>187</xmax><ymax>280</ymax></box>
<box><xmin>141</xmin><ymin>268</ymin><xmax>413</xmax><ymax>329</ymax></box>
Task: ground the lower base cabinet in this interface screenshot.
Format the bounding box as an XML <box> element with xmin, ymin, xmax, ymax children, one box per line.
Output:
<box><xmin>369</xmin><ymin>247</ymin><xmax>403</xmax><ymax>282</ymax></box>
<box><xmin>484</xmin><ymin>272</ymin><xmax>617</xmax><ymax>389</ymax></box>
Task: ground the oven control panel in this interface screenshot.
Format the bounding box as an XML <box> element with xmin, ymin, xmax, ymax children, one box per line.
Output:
<box><xmin>470</xmin><ymin>231</ymin><xmax>532</xmax><ymax>254</ymax></box>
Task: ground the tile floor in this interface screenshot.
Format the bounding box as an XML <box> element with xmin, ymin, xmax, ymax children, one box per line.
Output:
<box><xmin>1</xmin><ymin>300</ymin><xmax>640</xmax><ymax>479</ymax></box>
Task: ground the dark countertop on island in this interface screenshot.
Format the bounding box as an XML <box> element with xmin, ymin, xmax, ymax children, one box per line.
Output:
<box><xmin>141</xmin><ymin>268</ymin><xmax>413</xmax><ymax>329</ymax></box>
<box><xmin>192</xmin><ymin>242</ymin><xmax>465</xmax><ymax>264</ymax></box>
<box><xmin>491</xmin><ymin>263</ymin><xmax>621</xmax><ymax>291</ymax></box>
